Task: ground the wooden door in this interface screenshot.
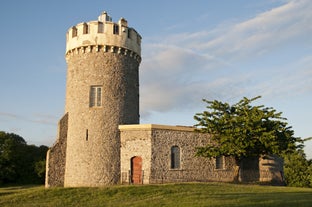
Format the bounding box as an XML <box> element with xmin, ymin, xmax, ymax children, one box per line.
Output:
<box><xmin>131</xmin><ymin>156</ymin><xmax>142</xmax><ymax>184</ymax></box>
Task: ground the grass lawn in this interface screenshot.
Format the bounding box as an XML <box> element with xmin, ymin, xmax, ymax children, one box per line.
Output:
<box><xmin>0</xmin><ymin>182</ymin><xmax>311</xmax><ymax>207</ymax></box>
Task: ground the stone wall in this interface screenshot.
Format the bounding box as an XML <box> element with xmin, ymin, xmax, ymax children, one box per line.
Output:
<box><xmin>119</xmin><ymin>124</ymin><xmax>237</xmax><ymax>184</ymax></box>
<box><xmin>238</xmin><ymin>155</ymin><xmax>284</xmax><ymax>184</ymax></box>
<box><xmin>64</xmin><ymin>51</ymin><xmax>139</xmax><ymax>187</ymax></box>
<box><xmin>259</xmin><ymin>155</ymin><xmax>284</xmax><ymax>184</ymax></box>
<box><xmin>149</xmin><ymin>126</ymin><xmax>237</xmax><ymax>183</ymax></box>
<box><xmin>120</xmin><ymin>125</ymin><xmax>152</xmax><ymax>184</ymax></box>
<box><xmin>45</xmin><ymin>113</ymin><xmax>68</xmax><ymax>187</ymax></box>
<box><xmin>45</xmin><ymin>11</ymin><xmax>142</xmax><ymax>187</ymax></box>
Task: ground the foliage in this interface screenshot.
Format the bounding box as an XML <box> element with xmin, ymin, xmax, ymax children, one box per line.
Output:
<box><xmin>0</xmin><ymin>183</ymin><xmax>312</xmax><ymax>207</ymax></box>
<box><xmin>283</xmin><ymin>150</ymin><xmax>311</xmax><ymax>187</ymax></box>
<box><xmin>283</xmin><ymin>137</ymin><xmax>312</xmax><ymax>188</ymax></box>
<box><xmin>194</xmin><ymin>96</ymin><xmax>299</xmax><ymax>165</ymax></box>
<box><xmin>34</xmin><ymin>159</ymin><xmax>47</xmax><ymax>183</ymax></box>
<box><xmin>0</xmin><ymin>131</ymin><xmax>48</xmax><ymax>185</ymax></box>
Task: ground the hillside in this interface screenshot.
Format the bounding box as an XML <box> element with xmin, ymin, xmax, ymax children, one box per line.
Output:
<box><xmin>1</xmin><ymin>183</ymin><xmax>311</xmax><ymax>207</ymax></box>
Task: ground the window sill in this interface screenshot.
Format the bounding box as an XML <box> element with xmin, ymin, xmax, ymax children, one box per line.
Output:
<box><xmin>215</xmin><ymin>168</ymin><xmax>227</xmax><ymax>171</ymax></box>
<box><xmin>169</xmin><ymin>168</ymin><xmax>183</xmax><ymax>171</ymax></box>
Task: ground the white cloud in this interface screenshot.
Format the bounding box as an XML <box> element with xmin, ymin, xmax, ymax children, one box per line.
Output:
<box><xmin>198</xmin><ymin>0</ymin><xmax>312</xmax><ymax>58</ymax></box>
<box><xmin>256</xmin><ymin>55</ymin><xmax>312</xmax><ymax>98</ymax></box>
<box><xmin>0</xmin><ymin>111</ymin><xmax>57</xmax><ymax>126</ymax></box>
<box><xmin>140</xmin><ymin>0</ymin><xmax>312</xmax><ymax>118</ymax></box>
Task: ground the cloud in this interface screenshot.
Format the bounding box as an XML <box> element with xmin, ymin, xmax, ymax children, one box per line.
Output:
<box><xmin>199</xmin><ymin>0</ymin><xmax>312</xmax><ymax>57</ymax></box>
<box><xmin>0</xmin><ymin>112</ymin><xmax>57</xmax><ymax>126</ymax></box>
<box><xmin>251</xmin><ymin>54</ymin><xmax>312</xmax><ymax>98</ymax></box>
<box><xmin>140</xmin><ymin>0</ymin><xmax>312</xmax><ymax>118</ymax></box>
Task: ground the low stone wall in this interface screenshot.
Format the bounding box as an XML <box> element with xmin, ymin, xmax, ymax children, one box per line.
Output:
<box><xmin>120</xmin><ymin>124</ymin><xmax>237</xmax><ymax>184</ymax></box>
<box><xmin>149</xmin><ymin>128</ymin><xmax>237</xmax><ymax>183</ymax></box>
<box><xmin>259</xmin><ymin>155</ymin><xmax>284</xmax><ymax>184</ymax></box>
<box><xmin>45</xmin><ymin>113</ymin><xmax>68</xmax><ymax>187</ymax></box>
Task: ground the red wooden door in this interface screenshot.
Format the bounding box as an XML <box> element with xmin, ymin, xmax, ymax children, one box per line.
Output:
<box><xmin>131</xmin><ymin>156</ymin><xmax>142</xmax><ymax>184</ymax></box>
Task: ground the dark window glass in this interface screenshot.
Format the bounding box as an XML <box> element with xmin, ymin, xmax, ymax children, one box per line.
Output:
<box><xmin>171</xmin><ymin>146</ymin><xmax>180</xmax><ymax>169</ymax></box>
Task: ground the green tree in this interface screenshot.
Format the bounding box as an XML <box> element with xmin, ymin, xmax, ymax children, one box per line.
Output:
<box><xmin>0</xmin><ymin>131</ymin><xmax>27</xmax><ymax>184</ymax></box>
<box><xmin>34</xmin><ymin>159</ymin><xmax>47</xmax><ymax>183</ymax></box>
<box><xmin>283</xmin><ymin>137</ymin><xmax>312</xmax><ymax>187</ymax></box>
<box><xmin>283</xmin><ymin>150</ymin><xmax>310</xmax><ymax>187</ymax></box>
<box><xmin>194</xmin><ymin>96</ymin><xmax>300</xmax><ymax>181</ymax></box>
<box><xmin>0</xmin><ymin>131</ymin><xmax>48</xmax><ymax>185</ymax></box>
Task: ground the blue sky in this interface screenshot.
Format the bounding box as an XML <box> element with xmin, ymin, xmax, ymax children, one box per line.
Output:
<box><xmin>0</xmin><ymin>0</ymin><xmax>311</xmax><ymax>158</ymax></box>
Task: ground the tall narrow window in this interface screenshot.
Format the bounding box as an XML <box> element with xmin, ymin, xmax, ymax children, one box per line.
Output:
<box><xmin>113</xmin><ymin>24</ymin><xmax>119</xmax><ymax>35</ymax></box>
<box><xmin>72</xmin><ymin>27</ymin><xmax>77</xmax><ymax>37</ymax></box>
<box><xmin>83</xmin><ymin>23</ymin><xmax>89</xmax><ymax>34</ymax></box>
<box><xmin>216</xmin><ymin>156</ymin><xmax>224</xmax><ymax>169</ymax></box>
<box><xmin>86</xmin><ymin>129</ymin><xmax>89</xmax><ymax>141</ymax></box>
<box><xmin>98</xmin><ymin>22</ymin><xmax>104</xmax><ymax>33</ymax></box>
<box><xmin>89</xmin><ymin>86</ymin><xmax>102</xmax><ymax>107</ymax></box>
<box><xmin>127</xmin><ymin>28</ymin><xmax>132</xmax><ymax>39</ymax></box>
<box><xmin>171</xmin><ymin>146</ymin><xmax>180</xmax><ymax>169</ymax></box>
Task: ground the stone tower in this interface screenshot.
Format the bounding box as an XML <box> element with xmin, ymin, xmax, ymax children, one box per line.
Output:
<box><xmin>46</xmin><ymin>11</ymin><xmax>141</xmax><ymax>187</ymax></box>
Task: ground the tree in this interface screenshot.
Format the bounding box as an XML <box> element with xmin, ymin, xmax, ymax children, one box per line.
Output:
<box><xmin>283</xmin><ymin>149</ymin><xmax>310</xmax><ymax>187</ymax></box>
<box><xmin>194</xmin><ymin>96</ymin><xmax>300</xmax><ymax>181</ymax></box>
<box><xmin>0</xmin><ymin>131</ymin><xmax>48</xmax><ymax>185</ymax></box>
<box><xmin>34</xmin><ymin>159</ymin><xmax>47</xmax><ymax>183</ymax></box>
<box><xmin>283</xmin><ymin>137</ymin><xmax>312</xmax><ymax>187</ymax></box>
<box><xmin>0</xmin><ymin>132</ymin><xmax>27</xmax><ymax>184</ymax></box>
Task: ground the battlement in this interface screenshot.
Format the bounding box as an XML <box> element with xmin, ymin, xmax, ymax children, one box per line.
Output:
<box><xmin>66</xmin><ymin>12</ymin><xmax>141</xmax><ymax>57</ymax></box>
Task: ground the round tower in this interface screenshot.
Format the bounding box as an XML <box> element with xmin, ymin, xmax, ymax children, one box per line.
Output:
<box><xmin>64</xmin><ymin>12</ymin><xmax>141</xmax><ymax>187</ymax></box>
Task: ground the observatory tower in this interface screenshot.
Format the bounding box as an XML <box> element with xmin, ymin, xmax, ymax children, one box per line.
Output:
<box><xmin>46</xmin><ymin>12</ymin><xmax>142</xmax><ymax>187</ymax></box>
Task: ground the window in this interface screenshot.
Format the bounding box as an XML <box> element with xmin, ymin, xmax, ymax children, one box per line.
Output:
<box><xmin>83</xmin><ymin>23</ymin><xmax>89</xmax><ymax>34</ymax></box>
<box><xmin>216</xmin><ymin>156</ymin><xmax>224</xmax><ymax>169</ymax></box>
<box><xmin>89</xmin><ymin>86</ymin><xmax>102</xmax><ymax>107</ymax></box>
<box><xmin>98</xmin><ymin>22</ymin><xmax>104</xmax><ymax>33</ymax></box>
<box><xmin>171</xmin><ymin>146</ymin><xmax>180</xmax><ymax>169</ymax></box>
<box><xmin>137</xmin><ymin>36</ymin><xmax>141</xmax><ymax>46</ymax></box>
<box><xmin>127</xmin><ymin>28</ymin><xmax>132</xmax><ymax>39</ymax></box>
<box><xmin>113</xmin><ymin>24</ymin><xmax>119</xmax><ymax>35</ymax></box>
<box><xmin>72</xmin><ymin>27</ymin><xmax>77</xmax><ymax>37</ymax></box>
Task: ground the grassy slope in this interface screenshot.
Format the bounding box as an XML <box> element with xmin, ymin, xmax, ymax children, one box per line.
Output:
<box><xmin>0</xmin><ymin>183</ymin><xmax>311</xmax><ymax>207</ymax></box>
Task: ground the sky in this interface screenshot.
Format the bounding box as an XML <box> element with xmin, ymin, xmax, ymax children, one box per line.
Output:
<box><xmin>0</xmin><ymin>0</ymin><xmax>311</xmax><ymax>158</ymax></box>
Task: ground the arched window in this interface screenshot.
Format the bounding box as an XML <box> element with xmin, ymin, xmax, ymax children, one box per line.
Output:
<box><xmin>171</xmin><ymin>146</ymin><xmax>180</xmax><ymax>169</ymax></box>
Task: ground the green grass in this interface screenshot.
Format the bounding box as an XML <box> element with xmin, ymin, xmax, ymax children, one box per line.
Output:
<box><xmin>0</xmin><ymin>183</ymin><xmax>311</xmax><ymax>207</ymax></box>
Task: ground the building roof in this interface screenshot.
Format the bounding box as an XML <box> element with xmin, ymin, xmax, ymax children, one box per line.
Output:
<box><xmin>118</xmin><ymin>124</ymin><xmax>195</xmax><ymax>132</ymax></box>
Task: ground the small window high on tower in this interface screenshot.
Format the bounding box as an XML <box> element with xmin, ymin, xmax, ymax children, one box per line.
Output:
<box><xmin>98</xmin><ymin>22</ymin><xmax>104</xmax><ymax>33</ymax></box>
<box><xmin>83</xmin><ymin>23</ymin><xmax>89</xmax><ymax>34</ymax></box>
<box><xmin>113</xmin><ymin>24</ymin><xmax>119</xmax><ymax>35</ymax></box>
<box><xmin>72</xmin><ymin>27</ymin><xmax>77</xmax><ymax>37</ymax></box>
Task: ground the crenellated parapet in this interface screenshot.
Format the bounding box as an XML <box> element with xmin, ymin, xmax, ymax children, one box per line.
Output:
<box><xmin>65</xmin><ymin>44</ymin><xmax>142</xmax><ymax>63</ymax></box>
<box><xmin>65</xmin><ymin>12</ymin><xmax>141</xmax><ymax>61</ymax></box>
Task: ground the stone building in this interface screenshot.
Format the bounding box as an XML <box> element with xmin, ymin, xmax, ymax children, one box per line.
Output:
<box><xmin>45</xmin><ymin>12</ymin><xmax>284</xmax><ymax>187</ymax></box>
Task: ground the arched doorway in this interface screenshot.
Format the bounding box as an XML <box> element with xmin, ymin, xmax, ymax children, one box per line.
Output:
<box><xmin>131</xmin><ymin>156</ymin><xmax>142</xmax><ymax>184</ymax></box>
